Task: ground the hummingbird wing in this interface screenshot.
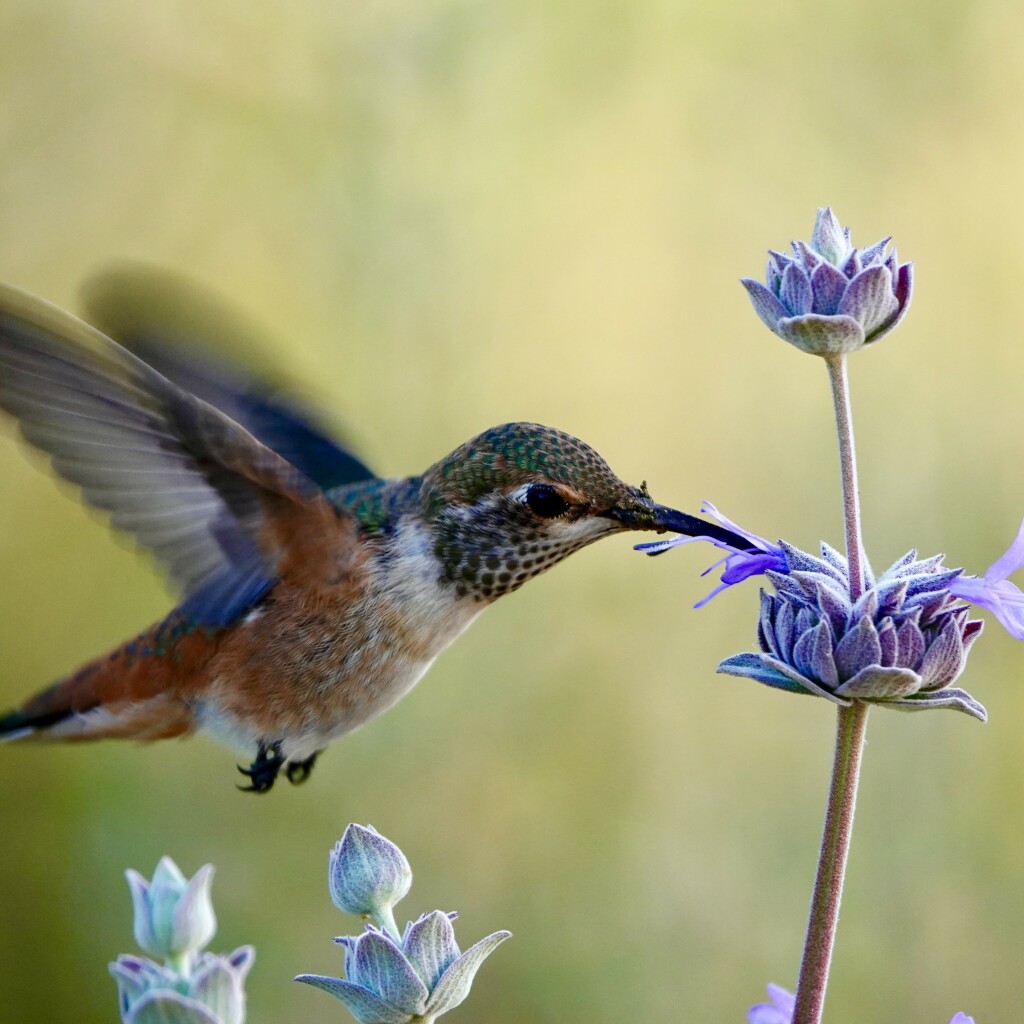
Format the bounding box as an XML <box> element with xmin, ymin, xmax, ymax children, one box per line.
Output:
<box><xmin>0</xmin><ymin>281</ymin><xmax>351</xmax><ymax>629</ymax></box>
<box><xmin>80</xmin><ymin>266</ymin><xmax>376</xmax><ymax>491</ymax></box>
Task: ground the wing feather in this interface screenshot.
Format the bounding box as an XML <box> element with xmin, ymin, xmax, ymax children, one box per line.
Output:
<box><xmin>0</xmin><ymin>283</ymin><xmax>333</xmax><ymax>627</ymax></box>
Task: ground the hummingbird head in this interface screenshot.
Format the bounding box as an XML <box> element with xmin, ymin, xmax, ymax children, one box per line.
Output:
<box><xmin>421</xmin><ymin>422</ymin><xmax>718</xmax><ymax>602</ymax></box>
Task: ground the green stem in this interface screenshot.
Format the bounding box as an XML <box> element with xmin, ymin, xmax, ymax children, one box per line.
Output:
<box><xmin>374</xmin><ymin>904</ymin><xmax>402</xmax><ymax>943</ymax></box>
<box><xmin>166</xmin><ymin>950</ymin><xmax>194</xmax><ymax>980</ymax></box>
<box><xmin>791</xmin><ymin>700</ymin><xmax>870</xmax><ymax>1024</ymax></box>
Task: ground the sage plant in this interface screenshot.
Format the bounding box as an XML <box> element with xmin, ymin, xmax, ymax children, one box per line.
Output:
<box><xmin>296</xmin><ymin>824</ymin><xmax>511</xmax><ymax>1024</ymax></box>
<box><xmin>109</xmin><ymin>827</ymin><xmax>507</xmax><ymax>1024</ymax></box>
<box><xmin>639</xmin><ymin>209</ymin><xmax>1017</xmax><ymax>1023</ymax></box>
<box><xmin>110</xmin><ymin>858</ymin><xmax>254</xmax><ymax>1024</ymax></box>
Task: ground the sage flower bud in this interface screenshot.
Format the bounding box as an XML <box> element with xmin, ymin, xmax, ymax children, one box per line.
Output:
<box><xmin>126</xmin><ymin>857</ymin><xmax>216</xmax><ymax>960</ymax></box>
<box><xmin>297</xmin><ymin>922</ymin><xmax>510</xmax><ymax>1024</ymax></box>
<box><xmin>741</xmin><ymin>207</ymin><xmax>913</xmax><ymax>356</ymax></box>
<box><xmin>299</xmin><ymin>826</ymin><xmax>510</xmax><ymax>1024</ymax></box>
<box><xmin>110</xmin><ymin>947</ymin><xmax>254</xmax><ymax>1024</ymax></box>
<box><xmin>329</xmin><ymin>824</ymin><xmax>412</xmax><ymax>926</ymax></box>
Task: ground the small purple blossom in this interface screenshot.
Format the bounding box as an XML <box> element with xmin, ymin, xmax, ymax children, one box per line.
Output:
<box><xmin>635</xmin><ymin>502</ymin><xmax>788</xmax><ymax>607</ymax></box>
<box><xmin>949</xmin><ymin>516</ymin><xmax>1024</xmax><ymax>639</ymax></box>
<box><xmin>741</xmin><ymin>207</ymin><xmax>913</xmax><ymax>356</ymax></box>
<box><xmin>747</xmin><ymin>985</ymin><xmax>973</xmax><ymax>1024</ymax></box>
<box><xmin>638</xmin><ymin>504</ymin><xmax>987</xmax><ymax>719</ymax></box>
<box><xmin>721</xmin><ymin>542</ymin><xmax>986</xmax><ymax>720</ymax></box>
<box><xmin>748</xmin><ymin>983</ymin><xmax>795</xmax><ymax>1024</ymax></box>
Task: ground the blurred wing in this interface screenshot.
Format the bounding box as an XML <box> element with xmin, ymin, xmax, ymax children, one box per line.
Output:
<box><xmin>80</xmin><ymin>266</ymin><xmax>376</xmax><ymax>491</ymax></box>
<box><xmin>0</xmin><ymin>282</ymin><xmax>338</xmax><ymax>628</ymax></box>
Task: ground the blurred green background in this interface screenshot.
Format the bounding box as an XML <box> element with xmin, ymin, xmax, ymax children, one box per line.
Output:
<box><xmin>1</xmin><ymin>1</ymin><xmax>1023</xmax><ymax>1021</ymax></box>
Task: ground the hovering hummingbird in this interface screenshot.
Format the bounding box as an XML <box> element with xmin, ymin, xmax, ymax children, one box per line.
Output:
<box><xmin>0</xmin><ymin>272</ymin><xmax>750</xmax><ymax>791</ymax></box>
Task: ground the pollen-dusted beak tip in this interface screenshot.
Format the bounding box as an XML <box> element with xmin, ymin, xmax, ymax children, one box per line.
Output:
<box><xmin>602</xmin><ymin>499</ymin><xmax>759</xmax><ymax>551</ymax></box>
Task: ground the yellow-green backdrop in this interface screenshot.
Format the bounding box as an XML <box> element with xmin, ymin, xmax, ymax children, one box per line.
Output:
<box><xmin>1</xmin><ymin>2</ymin><xmax>1022</xmax><ymax>1022</ymax></box>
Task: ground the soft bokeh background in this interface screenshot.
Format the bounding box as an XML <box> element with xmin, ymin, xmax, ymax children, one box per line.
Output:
<box><xmin>1</xmin><ymin>2</ymin><xmax>1022</xmax><ymax>1021</ymax></box>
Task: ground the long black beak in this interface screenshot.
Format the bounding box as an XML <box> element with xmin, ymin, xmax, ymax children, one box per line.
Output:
<box><xmin>601</xmin><ymin>499</ymin><xmax>757</xmax><ymax>551</ymax></box>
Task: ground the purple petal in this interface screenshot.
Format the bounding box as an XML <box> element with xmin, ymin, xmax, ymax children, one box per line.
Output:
<box><xmin>748</xmin><ymin>983</ymin><xmax>796</xmax><ymax>1024</ymax></box>
<box><xmin>837</xmin><ymin>264</ymin><xmax>898</xmax><ymax>336</ymax></box>
<box><xmin>858</xmin><ymin>236</ymin><xmax>892</xmax><ymax>265</ymax></box>
<box><xmin>895</xmin><ymin>618</ymin><xmax>926</xmax><ymax>669</ymax></box>
<box><xmin>776</xmin><ymin>314</ymin><xmax>865</xmax><ymax>355</ymax></box>
<box><xmin>919</xmin><ymin>616</ymin><xmax>966</xmax><ymax>689</ymax></box>
<box><xmin>719</xmin><ymin>551</ymin><xmax>787</xmax><ymax>588</ymax></box>
<box><xmin>766</xmin><ymin>250</ymin><xmax>791</xmax><ymax>292</ymax></box>
<box><xmin>741</xmin><ymin>278</ymin><xmax>789</xmax><ymax>332</ymax></box>
<box><xmin>833</xmin><ymin>666</ymin><xmax>921</xmax><ymax>699</ymax></box>
<box><xmin>719</xmin><ymin>651</ymin><xmax>850</xmax><ymax>704</ymax></box>
<box><xmin>636</xmin><ymin>501</ymin><xmax>786</xmax><ymax>606</ymax></box>
<box><xmin>423</xmin><ymin>931</ymin><xmax>511</xmax><ymax>1017</ymax></box>
<box><xmin>773</xmin><ymin>599</ymin><xmax>796</xmax><ymax>663</ymax></box>
<box><xmin>350</xmin><ymin>931</ymin><xmax>428</xmax><ymax>1014</ymax></box>
<box><xmin>983</xmin><ymin>514</ymin><xmax>1024</xmax><ymax>583</ymax></box>
<box><xmin>877</xmin><ymin>618</ymin><xmax>898</xmax><ymax>666</ymax></box>
<box><xmin>949</xmin><ymin>1014</ymin><xmax>976</xmax><ymax>1024</ymax></box>
<box><xmin>792</xmin><ymin>617</ymin><xmax>839</xmax><ymax>688</ymax></box>
<box><xmin>717</xmin><ymin>652</ymin><xmax>814</xmax><ymax>695</ymax></box>
<box><xmin>698</xmin><ymin>501</ymin><xmax>779</xmax><ymax>555</ymax></box>
<box><xmin>951</xmin><ymin>575</ymin><xmax>1024</xmax><ymax>639</ymax></box>
<box><xmin>779</xmin><ymin>262</ymin><xmax>813</xmax><ymax>316</ymax></box>
<box><xmin>868</xmin><ymin>261</ymin><xmax>914</xmax><ymax>340</ymax></box>
<box><xmin>811</xmin><ymin>207</ymin><xmax>849</xmax><ymax>265</ymax></box>
<box><xmin>884</xmin><ymin>688</ymin><xmax>987</xmax><ymax>722</ymax></box>
<box><xmin>294</xmin><ymin>976</ymin><xmax>412</xmax><ymax>1024</ymax></box>
<box><xmin>834</xmin><ymin>616</ymin><xmax>882</xmax><ymax>681</ymax></box>
<box><xmin>841</xmin><ymin>247</ymin><xmax>863</xmax><ymax>277</ymax></box>
<box><xmin>791</xmin><ymin>239</ymin><xmax>823</xmax><ymax>273</ymax></box>
<box><xmin>127</xmin><ymin>991</ymin><xmax>221</xmax><ymax>1024</ymax></box>
<box><xmin>402</xmin><ymin>911</ymin><xmax>461</xmax><ymax>990</ymax></box>
<box><xmin>809</xmin><ymin>262</ymin><xmax>849</xmax><ymax>315</ymax></box>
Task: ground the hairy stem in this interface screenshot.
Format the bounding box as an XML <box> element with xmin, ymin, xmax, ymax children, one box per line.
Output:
<box><xmin>791</xmin><ymin>700</ymin><xmax>869</xmax><ymax>1024</ymax></box>
<box><xmin>824</xmin><ymin>353</ymin><xmax>866</xmax><ymax>599</ymax></box>
<box><xmin>791</xmin><ymin>352</ymin><xmax>873</xmax><ymax>1023</ymax></box>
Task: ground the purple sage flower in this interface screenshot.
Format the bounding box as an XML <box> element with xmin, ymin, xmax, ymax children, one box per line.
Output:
<box><xmin>635</xmin><ymin>502</ymin><xmax>788</xmax><ymax>607</ymax></box>
<box><xmin>719</xmin><ymin>542</ymin><xmax>986</xmax><ymax>720</ymax></box>
<box><xmin>741</xmin><ymin>207</ymin><xmax>913</xmax><ymax>356</ymax></box>
<box><xmin>746</xmin><ymin>985</ymin><xmax>973</xmax><ymax>1024</ymax></box>
<box><xmin>296</xmin><ymin>919</ymin><xmax>510</xmax><ymax>1024</ymax></box>
<box><xmin>949</xmin><ymin>515</ymin><xmax>1024</xmax><ymax>639</ymax></box>
<box><xmin>748</xmin><ymin>983</ymin><xmax>795</xmax><ymax>1024</ymax></box>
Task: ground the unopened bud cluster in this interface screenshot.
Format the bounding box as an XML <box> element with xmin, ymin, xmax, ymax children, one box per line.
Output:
<box><xmin>741</xmin><ymin>207</ymin><xmax>912</xmax><ymax>356</ymax></box>
<box><xmin>297</xmin><ymin>824</ymin><xmax>510</xmax><ymax>1024</ymax></box>
<box><xmin>112</xmin><ymin>858</ymin><xmax>253</xmax><ymax>1024</ymax></box>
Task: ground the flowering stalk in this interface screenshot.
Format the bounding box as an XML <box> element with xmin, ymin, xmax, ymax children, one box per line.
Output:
<box><xmin>646</xmin><ymin>208</ymin><xmax>1004</xmax><ymax>1020</ymax></box>
<box><xmin>791</xmin><ymin>353</ymin><xmax>870</xmax><ymax>1024</ymax></box>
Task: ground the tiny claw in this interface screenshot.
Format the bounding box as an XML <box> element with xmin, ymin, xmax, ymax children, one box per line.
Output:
<box><xmin>285</xmin><ymin>750</ymin><xmax>321</xmax><ymax>786</ymax></box>
<box><xmin>236</xmin><ymin>741</ymin><xmax>285</xmax><ymax>794</ymax></box>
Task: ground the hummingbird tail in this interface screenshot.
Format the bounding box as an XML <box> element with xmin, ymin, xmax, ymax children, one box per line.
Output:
<box><xmin>0</xmin><ymin>615</ymin><xmax>212</xmax><ymax>744</ymax></box>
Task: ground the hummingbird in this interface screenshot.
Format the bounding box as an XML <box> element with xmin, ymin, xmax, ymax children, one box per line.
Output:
<box><xmin>0</xmin><ymin>272</ymin><xmax>750</xmax><ymax>791</ymax></box>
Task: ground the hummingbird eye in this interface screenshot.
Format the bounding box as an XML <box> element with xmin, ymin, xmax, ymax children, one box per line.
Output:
<box><xmin>523</xmin><ymin>483</ymin><xmax>570</xmax><ymax>519</ymax></box>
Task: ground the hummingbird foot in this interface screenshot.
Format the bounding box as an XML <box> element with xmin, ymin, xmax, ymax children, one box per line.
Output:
<box><xmin>237</xmin><ymin>741</ymin><xmax>286</xmax><ymax>793</ymax></box>
<box><xmin>285</xmin><ymin>750</ymin><xmax>322</xmax><ymax>786</ymax></box>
